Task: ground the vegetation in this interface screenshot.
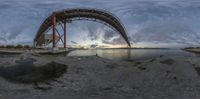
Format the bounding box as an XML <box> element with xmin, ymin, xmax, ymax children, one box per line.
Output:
<box><xmin>0</xmin><ymin>45</ymin><xmax>5</xmax><ymax>48</ymax></box>
<box><xmin>24</xmin><ymin>45</ymin><xmax>30</xmax><ymax>48</ymax></box>
<box><xmin>15</xmin><ymin>44</ymin><xmax>23</xmax><ymax>48</ymax></box>
<box><xmin>6</xmin><ymin>45</ymin><xmax>15</xmax><ymax>48</ymax></box>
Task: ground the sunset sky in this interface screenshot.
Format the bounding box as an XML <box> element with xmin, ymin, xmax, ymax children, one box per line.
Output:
<box><xmin>0</xmin><ymin>0</ymin><xmax>200</xmax><ymax>48</ymax></box>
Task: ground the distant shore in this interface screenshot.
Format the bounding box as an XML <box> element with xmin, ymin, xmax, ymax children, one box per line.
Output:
<box><xmin>183</xmin><ymin>48</ymin><xmax>200</xmax><ymax>54</ymax></box>
<box><xmin>0</xmin><ymin>48</ymin><xmax>169</xmax><ymax>55</ymax></box>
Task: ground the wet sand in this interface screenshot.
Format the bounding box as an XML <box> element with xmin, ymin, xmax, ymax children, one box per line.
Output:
<box><xmin>0</xmin><ymin>52</ymin><xmax>200</xmax><ymax>99</ymax></box>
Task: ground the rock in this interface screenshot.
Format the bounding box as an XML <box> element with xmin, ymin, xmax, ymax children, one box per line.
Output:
<box><xmin>138</xmin><ymin>66</ymin><xmax>146</xmax><ymax>71</ymax></box>
<box><xmin>160</xmin><ymin>59</ymin><xmax>175</xmax><ymax>65</ymax></box>
<box><xmin>0</xmin><ymin>61</ymin><xmax>67</xmax><ymax>83</ymax></box>
<box><xmin>195</xmin><ymin>67</ymin><xmax>200</xmax><ymax>76</ymax></box>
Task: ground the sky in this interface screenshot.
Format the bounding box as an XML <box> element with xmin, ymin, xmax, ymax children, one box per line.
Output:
<box><xmin>0</xmin><ymin>0</ymin><xmax>200</xmax><ymax>48</ymax></box>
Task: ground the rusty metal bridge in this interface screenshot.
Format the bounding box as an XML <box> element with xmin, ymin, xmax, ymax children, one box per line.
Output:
<box><xmin>34</xmin><ymin>8</ymin><xmax>131</xmax><ymax>49</ymax></box>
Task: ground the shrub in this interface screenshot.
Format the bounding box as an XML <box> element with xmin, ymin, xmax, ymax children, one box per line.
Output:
<box><xmin>15</xmin><ymin>44</ymin><xmax>23</xmax><ymax>48</ymax></box>
<box><xmin>6</xmin><ymin>45</ymin><xmax>15</xmax><ymax>48</ymax></box>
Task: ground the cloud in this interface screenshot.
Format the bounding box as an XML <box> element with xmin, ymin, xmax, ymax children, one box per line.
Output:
<box><xmin>90</xmin><ymin>44</ymin><xmax>98</xmax><ymax>48</ymax></box>
<box><xmin>0</xmin><ymin>0</ymin><xmax>200</xmax><ymax>48</ymax></box>
<box><xmin>103</xmin><ymin>27</ymin><xmax>118</xmax><ymax>40</ymax></box>
<box><xmin>86</xmin><ymin>25</ymin><xmax>100</xmax><ymax>41</ymax></box>
<box><xmin>84</xmin><ymin>23</ymin><xmax>127</xmax><ymax>45</ymax></box>
<box><xmin>130</xmin><ymin>20</ymin><xmax>200</xmax><ymax>44</ymax></box>
<box><xmin>77</xmin><ymin>0</ymin><xmax>200</xmax><ymax>47</ymax></box>
<box><xmin>71</xmin><ymin>41</ymin><xmax>77</xmax><ymax>44</ymax></box>
<box><xmin>102</xmin><ymin>36</ymin><xmax>126</xmax><ymax>45</ymax></box>
<box><xmin>111</xmin><ymin>0</ymin><xmax>200</xmax><ymax>47</ymax></box>
<box><xmin>0</xmin><ymin>27</ymin><xmax>23</xmax><ymax>44</ymax></box>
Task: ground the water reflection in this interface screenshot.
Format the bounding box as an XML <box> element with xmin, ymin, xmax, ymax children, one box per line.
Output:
<box><xmin>68</xmin><ymin>49</ymin><xmax>199</xmax><ymax>60</ymax></box>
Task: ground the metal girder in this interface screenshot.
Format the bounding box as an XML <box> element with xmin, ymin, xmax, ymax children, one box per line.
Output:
<box><xmin>52</xmin><ymin>14</ymin><xmax>56</xmax><ymax>47</ymax></box>
<box><xmin>34</xmin><ymin>8</ymin><xmax>131</xmax><ymax>47</ymax></box>
<box><xmin>55</xmin><ymin>28</ymin><xmax>64</xmax><ymax>43</ymax></box>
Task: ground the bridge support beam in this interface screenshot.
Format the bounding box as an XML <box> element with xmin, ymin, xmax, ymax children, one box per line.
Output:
<box><xmin>52</xmin><ymin>14</ymin><xmax>56</xmax><ymax>48</ymax></box>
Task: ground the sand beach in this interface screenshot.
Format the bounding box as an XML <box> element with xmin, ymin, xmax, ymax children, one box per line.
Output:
<box><xmin>0</xmin><ymin>51</ymin><xmax>199</xmax><ymax>99</ymax></box>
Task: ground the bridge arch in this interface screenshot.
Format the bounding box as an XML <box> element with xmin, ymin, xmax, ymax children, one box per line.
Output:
<box><xmin>34</xmin><ymin>8</ymin><xmax>131</xmax><ymax>48</ymax></box>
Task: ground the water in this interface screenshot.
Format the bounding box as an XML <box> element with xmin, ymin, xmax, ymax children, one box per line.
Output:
<box><xmin>68</xmin><ymin>49</ymin><xmax>199</xmax><ymax>60</ymax></box>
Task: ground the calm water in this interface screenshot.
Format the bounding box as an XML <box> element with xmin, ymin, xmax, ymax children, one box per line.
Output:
<box><xmin>68</xmin><ymin>49</ymin><xmax>199</xmax><ymax>60</ymax></box>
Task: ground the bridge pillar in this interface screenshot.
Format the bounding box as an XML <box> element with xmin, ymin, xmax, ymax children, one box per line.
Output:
<box><xmin>52</xmin><ymin>14</ymin><xmax>56</xmax><ymax>48</ymax></box>
<box><xmin>33</xmin><ymin>41</ymin><xmax>37</xmax><ymax>48</ymax></box>
<box><xmin>64</xmin><ymin>21</ymin><xmax>67</xmax><ymax>48</ymax></box>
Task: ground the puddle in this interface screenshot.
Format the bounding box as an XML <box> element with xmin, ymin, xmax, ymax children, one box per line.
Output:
<box><xmin>195</xmin><ymin>67</ymin><xmax>200</xmax><ymax>76</ymax></box>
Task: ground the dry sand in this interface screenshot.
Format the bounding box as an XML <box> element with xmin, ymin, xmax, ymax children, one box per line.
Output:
<box><xmin>0</xmin><ymin>52</ymin><xmax>200</xmax><ymax>99</ymax></box>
